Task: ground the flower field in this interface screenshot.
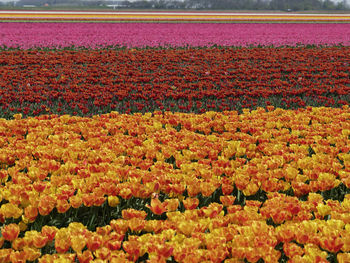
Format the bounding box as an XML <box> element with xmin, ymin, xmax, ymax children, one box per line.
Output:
<box><xmin>0</xmin><ymin>46</ymin><xmax>349</xmax><ymax>119</ymax></box>
<box><xmin>1</xmin><ymin>11</ymin><xmax>350</xmax><ymax>23</ymax></box>
<box><xmin>1</xmin><ymin>22</ymin><xmax>350</xmax><ymax>48</ymax></box>
<box><xmin>0</xmin><ymin>15</ymin><xmax>350</xmax><ymax>263</ymax></box>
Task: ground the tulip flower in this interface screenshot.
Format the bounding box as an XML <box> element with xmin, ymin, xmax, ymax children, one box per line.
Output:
<box><xmin>86</xmin><ymin>233</ymin><xmax>103</xmax><ymax>251</ymax></box>
<box><xmin>69</xmin><ymin>195</ymin><xmax>83</xmax><ymax>209</ymax></box>
<box><xmin>54</xmin><ymin>237</ymin><xmax>70</xmax><ymax>254</ymax></box>
<box><xmin>122</xmin><ymin>209</ymin><xmax>146</xmax><ymax>220</ymax></box>
<box><xmin>24</xmin><ymin>205</ymin><xmax>38</xmax><ymax>222</ymax></box>
<box><xmin>30</xmin><ymin>232</ymin><xmax>47</xmax><ymax>249</ymax></box>
<box><xmin>123</xmin><ymin>240</ymin><xmax>142</xmax><ymax>261</ymax></box>
<box><xmin>38</xmin><ymin>195</ymin><xmax>56</xmax><ymax>216</ymax></box>
<box><xmin>94</xmin><ymin>247</ymin><xmax>111</xmax><ymax>260</ymax></box>
<box><xmin>338</xmin><ymin>253</ymin><xmax>350</xmax><ymax>263</ymax></box>
<box><xmin>146</xmin><ymin>198</ymin><xmax>167</xmax><ymax>215</ymax></box>
<box><xmin>128</xmin><ymin>218</ymin><xmax>145</xmax><ymax>233</ymax></box>
<box><xmin>183</xmin><ymin>198</ymin><xmax>199</xmax><ymax>210</ymax></box>
<box><xmin>10</xmin><ymin>250</ymin><xmax>27</xmax><ymax>263</ymax></box>
<box><xmin>77</xmin><ymin>250</ymin><xmax>94</xmax><ymax>263</ymax></box>
<box><xmin>0</xmin><ymin>203</ymin><xmax>23</xmax><ymax>219</ymax></box>
<box><xmin>41</xmin><ymin>226</ymin><xmax>57</xmax><ymax>242</ymax></box>
<box><xmin>70</xmin><ymin>235</ymin><xmax>86</xmax><ymax>253</ymax></box>
<box><xmin>1</xmin><ymin>223</ymin><xmax>20</xmax><ymax>241</ymax></box>
<box><xmin>283</xmin><ymin>242</ymin><xmax>304</xmax><ymax>258</ymax></box>
<box><xmin>108</xmin><ymin>196</ymin><xmax>120</xmax><ymax>207</ymax></box>
<box><xmin>11</xmin><ymin>238</ymin><xmax>26</xmax><ymax>251</ymax></box>
<box><xmin>165</xmin><ymin>199</ymin><xmax>179</xmax><ymax>212</ymax></box>
<box><xmin>56</xmin><ymin>199</ymin><xmax>71</xmax><ymax>214</ymax></box>
<box><xmin>321</xmin><ymin>235</ymin><xmax>344</xmax><ymax>253</ymax></box>
<box><xmin>23</xmin><ymin>247</ymin><xmax>41</xmax><ymax>262</ymax></box>
<box><xmin>106</xmin><ymin>239</ymin><xmax>122</xmax><ymax>251</ymax></box>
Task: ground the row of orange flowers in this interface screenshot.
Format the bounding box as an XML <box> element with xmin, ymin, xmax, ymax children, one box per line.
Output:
<box><xmin>2</xmin><ymin>208</ymin><xmax>350</xmax><ymax>262</ymax></box>
<box><xmin>0</xmin><ymin>107</ymin><xmax>349</xmax><ymax>262</ymax></box>
<box><xmin>2</xmin><ymin>202</ymin><xmax>350</xmax><ymax>262</ymax></box>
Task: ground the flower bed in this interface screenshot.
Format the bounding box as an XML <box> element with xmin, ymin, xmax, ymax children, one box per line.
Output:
<box><xmin>1</xmin><ymin>22</ymin><xmax>350</xmax><ymax>49</ymax></box>
<box><xmin>0</xmin><ymin>107</ymin><xmax>350</xmax><ymax>262</ymax></box>
<box><xmin>0</xmin><ymin>46</ymin><xmax>349</xmax><ymax>119</ymax></box>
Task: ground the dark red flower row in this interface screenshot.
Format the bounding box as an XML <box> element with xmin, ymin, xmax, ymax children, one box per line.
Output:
<box><xmin>0</xmin><ymin>46</ymin><xmax>349</xmax><ymax>118</ymax></box>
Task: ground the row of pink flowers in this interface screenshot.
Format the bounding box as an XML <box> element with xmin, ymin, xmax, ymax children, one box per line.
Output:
<box><xmin>0</xmin><ymin>22</ymin><xmax>349</xmax><ymax>48</ymax></box>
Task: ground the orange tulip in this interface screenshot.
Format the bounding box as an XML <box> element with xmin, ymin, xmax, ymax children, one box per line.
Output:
<box><xmin>38</xmin><ymin>195</ymin><xmax>56</xmax><ymax>216</ymax></box>
<box><xmin>24</xmin><ymin>205</ymin><xmax>38</xmax><ymax>222</ymax></box>
<box><xmin>71</xmin><ymin>235</ymin><xmax>86</xmax><ymax>253</ymax></box>
<box><xmin>41</xmin><ymin>226</ymin><xmax>57</xmax><ymax>242</ymax></box>
<box><xmin>226</xmin><ymin>205</ymin><xmax>242</xmax><ymax>214</ymax></box>
<box><xmin>77</xmin><ymin>250</ymin><xmax>94</xmax><ymax>263</ymax></box>
<box><xmin>123</xmin><ymin>240</ymin><xmax>141</xmax><ymax>261</ymax></box>
<box><xmin>283</xmin><ymin>242</ymin><xmax>304</xmax><ymax>258</ymax></box>
<box><xmin>32</xmin><ymin>181</ymin><xmax>46</xmax><ymax>193</ymax></box>
<box><xmin>10</xmin><ymin>250</ymin><xmax>27</xmax><ymax>263</ymax></box>
<box><xmin>110</xmin><ymin>219</ymin><xmax>128</xmax><ymax>234</ymax></box>
<box><xmin>11</xmin><ymin>238</ymin><xmax>26</xmax><ymax>251</ymax></box>
<box><xmin>220</xmin><ymin>195</ymin><xmax>236</xmax><ymax>206</ymax></box>
<box><xmin>94</xmin><ymin>247</ymin><xmax>111</xmax><ymax>260</ymax></box>
<box><xmin>92</xmin><ymin>193</ymin><xmax>106</xmax><ymax>207</ymax></box>
<box><xmin>146</xmin><ymin>198</ymin><xmax>167</xmax><ymax>215</ymax></box>
<box><xmin>276</xmin><ymin>227</ymin><xmax>295</xmax><ymax>243</ymax></box>
<box><xmin>82</xmin><ymin>193</ymin><xmax>95</xmax><ymax>207</ymax></box>
<box><xmin>96</xmin><ymin>225</ymin><xmax>112</xmax><ymax>236</ymax></box>
<box><xmin>1</xmin><ymin>223</ymin><xmax>20</xmax><ymax>241</ymax></box>
<box><xmin>23</xmin><ymin>247</ymin><xmax>41</xmax><ymax>262</ymax></box>
<box><xmin>200</xmin><ymin>182</ymin><xmax>217</xmax><ymax>197</ymax></box>
<box><xmin>182</xmin><ymin>198</ymin><xmax>199</xmax><ymax>210</ymax></box>
<box><xmin>155</xmin><ymin>243</ymin><xmax>174</xmax><ymax>259</ymax></box>
<box><xmin>119</xmin><ymin>188</ymin><xmax>133</xmax><ymax>200</ymax></box>
<box><xmin>165</xmin><ymin>199</ymin><xmax>179</xmax><ymax>212</ymax></box>
<box><xmin>202</xmin><ymin>203</ymin><xmax>223</xmax><ymax>219</ymax></box>
<box><xmin>128</xmin><ymin>218</ymin><xmax>145</xmax><ymax>233</ymax></box>
<box><xmin>86</xmin><ymin>233</ymin><xmax>102</xmax><ymax>251</ymax></box>
<box><xmin>337</xmin><ymin>253</ymin><xmax>350</xmax><ymax>263</ymax></box>
<box><xmin>69</xmin><ymin>195</ymin><xmax>83</xmax><ymax>209</ymax></box>
<box><xmin>221</xmin><ymin>183</ymin><xmax>234</xmax><ymax>195</ymax></box>
<box><xmin>54</xmin><ymin>237</ymin><xmax>70</xmax><ymax>254</ymax></box>
<box><xmin>0</xmin><ymin>203</ymin><xmax>23</xmax><ymax>219</ymax></box>
<box><xmin>321</xmin><ymin>235</ymin><xmax>344</xmax><ymax>253</ymax></box>
<box><xmin>122</xmin><ymin>209</ymin><xmax>147</xmax><ymax>220</ymax></box>
<box><xmin>186</xmin><ymin>183</ymin><xmax>201</xmax><ymax>197</ymax></box>
<box><xmin>56</xmin><ymin>199</ymin><xmax>71</xmax><ymax>213</ymax></box>
<box><xmin>32</xmin><ymin>233</ymin><xmax>48</xmax><ymax>249</ymax></box>
<box><xmin>0</xmin><ymin>248</ymin><xmax>11</xmax><ymax>263</ymax></box>
<box><xmin>106</xmin><ymin>239</ymin><xmax>122</xmax><ymax>251</ymax></box>
<box><xmin>144</xmin><ymin>220</ymin><xmax>163</xmax><ymax>234</ymax></box>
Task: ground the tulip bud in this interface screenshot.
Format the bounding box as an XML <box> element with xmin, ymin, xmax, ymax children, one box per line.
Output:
<box><xmin>108</xmin><ymin>196</ymin><xmax>120</xmax><ymax>207</ymax></box>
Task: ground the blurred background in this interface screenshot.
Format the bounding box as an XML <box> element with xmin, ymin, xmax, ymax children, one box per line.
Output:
<box><xmin>0</xmin><ymin>0</ymin><xmax>349</xmax><ymax>11</ymax></box>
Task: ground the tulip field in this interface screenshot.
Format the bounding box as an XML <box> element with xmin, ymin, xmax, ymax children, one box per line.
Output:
<box><xmin>0</xmin><ymin>12</ymin><xmax>350</xmax><ymax>263</ymax></box>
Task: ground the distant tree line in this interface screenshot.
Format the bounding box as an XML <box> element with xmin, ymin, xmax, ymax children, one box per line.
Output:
<box><xmin>151</xmin><ymin>0</ymin><xmax>349</xmax><ymax>10</ymax></box>
<box><xmin>4</xmin><ymin>0</ymin><xmax>349</xmax><ymax>11</ymax></box>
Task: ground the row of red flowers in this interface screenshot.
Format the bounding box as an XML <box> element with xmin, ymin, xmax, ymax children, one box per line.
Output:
<box><xmin>0</xmin><ymin>107</ymin><xmax>349</xmax><ymax>262</ymax></box>
<box><xmin>0</xmin><ymin>46</ymin><xmax>348</xmax><ymax>118</ymax></box>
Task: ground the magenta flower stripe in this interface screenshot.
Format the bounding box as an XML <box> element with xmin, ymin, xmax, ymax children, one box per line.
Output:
<box><xmin>0</xmin><ymin>22</ymin><xmax>349</xmax><ymax>48</ymax></box>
